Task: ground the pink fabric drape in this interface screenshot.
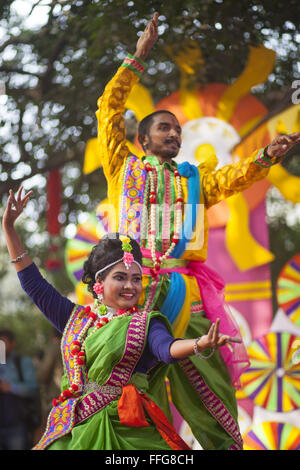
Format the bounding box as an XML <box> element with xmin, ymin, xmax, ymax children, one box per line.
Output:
<box><xmin>142</xmin><ymin>248</ymin><xmax>250</xmax><ymax>388</ymax></box>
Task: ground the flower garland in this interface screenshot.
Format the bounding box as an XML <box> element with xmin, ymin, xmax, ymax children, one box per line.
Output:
<box><xmin>52</xmin><ymin>304</ymin><xmax>138</xmax><ymax>406</ymax></box>
<box><xmin>145</xmin><ymin>162</ymin><xmax>183</xmax><ymax>277</ymax></box>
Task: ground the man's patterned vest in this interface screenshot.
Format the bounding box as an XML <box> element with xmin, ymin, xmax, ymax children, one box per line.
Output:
<box><xmin>118</xmin><ymin>154</ymin><xmax>200</xmax><ymax>255</ymax></box>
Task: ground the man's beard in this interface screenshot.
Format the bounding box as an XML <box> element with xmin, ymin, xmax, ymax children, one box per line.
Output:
<box><xmin>148</xmin><ymin>135</ymin><xmax>180</xmax><ymax>159</ymax></box>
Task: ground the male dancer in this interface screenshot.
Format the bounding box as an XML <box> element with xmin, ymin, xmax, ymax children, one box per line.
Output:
<box><xmin>96</xmin><ymin>12</ymin><xmax>300</xmax><ymax>449</ymax></box>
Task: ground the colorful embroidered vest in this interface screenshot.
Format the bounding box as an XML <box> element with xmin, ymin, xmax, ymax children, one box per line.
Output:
<box><xmin>118</xmin><ymin>154</ymin><xmax>149</xmax><ymax>241</ymax></box>
<box><xmin>118</xmin><ymin>154</ymin><xmax>201</xmax><ymax>255</ymax></box>
<box><xmin>34</xmin><ymin>305</ymin><xmax>149</xmax><ymax>450</ymax></box>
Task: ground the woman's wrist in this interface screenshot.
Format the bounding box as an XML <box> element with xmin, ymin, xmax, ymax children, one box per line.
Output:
<box><xmin>194</xmin><ymin>337</ymin><xmax>215</xmax><ymax>359</ymax></box>
<box><xmin>195</xmin><ymin>336</ymin><xmax>207</xmax><ymax>352</ymax></box>
<box><xmin>2</xmin><ymin>217</ymin><xmax>16</xmax><ymax>231</ymax></box>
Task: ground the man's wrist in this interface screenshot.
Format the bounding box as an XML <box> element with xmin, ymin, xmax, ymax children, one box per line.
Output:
<box><xmin>121</xmin><ymin>53</ymin><xmax>147</xmax><ymax>78</ymax></box>
<box><xmin>133</xmin><ymin>48</ymin><xmax>149</xmax><ymax>62</ymax></box>
<box><xmin>254</xmin><ymin>147</ymin><xmax>280</xmax><ymax>168</ymax></box>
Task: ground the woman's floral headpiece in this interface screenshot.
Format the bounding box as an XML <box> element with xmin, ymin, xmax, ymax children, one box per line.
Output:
<box><xmin>93</xmin><ymin>235</ymin><xmax>143</xmax><ymax>287</ymax></box>
<box><xmin>119</xmin><ymin>235</ymin><xmax>135</xmax><ymax>270</ymax></box>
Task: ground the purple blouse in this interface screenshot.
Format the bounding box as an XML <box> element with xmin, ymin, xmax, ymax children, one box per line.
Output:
<box><xmin>17</xmin><ymin>263</ymin><xmax>179</xmax><ymax>373</ymax></box>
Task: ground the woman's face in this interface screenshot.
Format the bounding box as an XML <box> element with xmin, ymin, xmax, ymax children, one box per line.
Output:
<box><xmin>99</xmin><ymin>262</ymin><xmax>142</xmax><ymax>310</ymax></box>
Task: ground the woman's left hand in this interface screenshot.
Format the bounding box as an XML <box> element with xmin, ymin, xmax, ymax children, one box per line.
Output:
<box><xmin>196</xmin><ymin>318</ymin><xmax>242</xmax><ymax>352</ymax></box>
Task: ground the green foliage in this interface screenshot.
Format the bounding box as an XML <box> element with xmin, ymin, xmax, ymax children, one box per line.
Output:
<box><xmin>0</xmin><ymin>307</ymin><xmax>53</xmax><ymax>357</ymax></box>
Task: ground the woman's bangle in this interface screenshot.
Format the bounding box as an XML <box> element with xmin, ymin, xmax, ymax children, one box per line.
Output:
<box><xmin>193</xmin><ymin>337</ymin><xmax>215</xmax><ymax>359</ymax></box>
<box><xmin>10</xmin><ymin>251</ymin><xmax>28</xmax><ymax>263</ymax></box>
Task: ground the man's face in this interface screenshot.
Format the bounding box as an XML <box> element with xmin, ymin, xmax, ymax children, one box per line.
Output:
<box><xmin>143</xmin><ymin>113</ymin><xmax>182</xmax><ymax>160</ymax></box>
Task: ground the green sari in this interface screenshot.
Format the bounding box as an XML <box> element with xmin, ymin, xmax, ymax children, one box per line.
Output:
<box><xmin>35</xmin><ymin>305</ymin><xmax>242</xmax><ymax>450</ymax></box>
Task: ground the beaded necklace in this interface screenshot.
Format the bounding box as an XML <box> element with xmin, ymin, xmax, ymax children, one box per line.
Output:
<box><xmin>52</xmin><ymin>304</ymin><xmax>138</xmax><ymax>406</ymax></box>
<box><xmin>145</xmin><ymin>161</ymin><xmax>183</xmax><ymax>276</ymax></box>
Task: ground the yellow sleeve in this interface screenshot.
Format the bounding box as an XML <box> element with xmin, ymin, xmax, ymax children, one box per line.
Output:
<box><xmin>201</xmin><ymin>148</ymin><xmax>281</xmax><ymax>208</ymax></box>
<box><xmin>96</xmin><ymin>55</ymin><xmax>147</xmax><ymax>182</ymax></box>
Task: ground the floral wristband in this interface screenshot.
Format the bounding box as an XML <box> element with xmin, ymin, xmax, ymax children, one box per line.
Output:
<box><xmin>254</xmin><ymin>147</ymin><xmax>276</xmax><ymax>168</ymax></box>
<box><xmin>121</xmin><ymin>53</ymin><xmax>147</xmax><ymax>78</ymax></box>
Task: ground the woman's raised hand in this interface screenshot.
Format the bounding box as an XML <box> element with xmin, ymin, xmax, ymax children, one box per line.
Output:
<box><xmin>3</xmin><ymin>186</ymin><xmax>33</xmax><ymax>229</ymax></box>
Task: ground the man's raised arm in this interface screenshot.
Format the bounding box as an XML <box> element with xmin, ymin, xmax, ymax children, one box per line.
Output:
<box><xmin>96</xmin><ymin>13</ymin><xmax>158</xmax><ymax>181</ymax></box>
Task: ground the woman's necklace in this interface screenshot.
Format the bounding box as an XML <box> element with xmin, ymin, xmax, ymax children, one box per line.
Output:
<box><xmin>52</xmin><ymin>304</ymin><xmax>138</xmax><ymax>407</ymax></box>
<box><xmin>145</xmin><ymin>162</ymin><xmax>183</xmax><ymax>276</ymax></box>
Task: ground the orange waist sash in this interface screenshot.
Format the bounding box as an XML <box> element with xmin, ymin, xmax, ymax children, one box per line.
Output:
<box><xmin>117</xmin><ymin>384</ymin><xmax>190</xmax><ymax>451</ymax></box>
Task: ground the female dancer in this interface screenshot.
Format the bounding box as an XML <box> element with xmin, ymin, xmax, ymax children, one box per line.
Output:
<box><xmin>2</xmin><ymin>187</ymin><xmax>242</xmax><ymax>450</ymax></box>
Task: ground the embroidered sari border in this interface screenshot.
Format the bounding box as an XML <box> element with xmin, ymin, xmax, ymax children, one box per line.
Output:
<box><xmin>178</xmin><ymin>357</ymin><xmax>243</xmax><ymax>450</ymax></box>
<box><xmin>61</xmin><ymin>304</ymin><xmax>89</xmax><ymax>386</ymax></box>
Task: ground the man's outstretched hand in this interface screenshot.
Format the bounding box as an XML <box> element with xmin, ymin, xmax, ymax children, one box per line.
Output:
<box><xmin>134</xmin><ymin>12</ymin><xmax>158</xmax><ymax>61</ymax></box>
<box><xmin>266</xmin><ymin>132</ymin><xmax>300</xmax><ymax>159</ymax></box>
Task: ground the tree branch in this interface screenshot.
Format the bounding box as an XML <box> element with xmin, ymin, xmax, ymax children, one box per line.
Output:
<box><xmin>0</xmin><ymin>37</ymin><xmax>32</xmax><ymax>54</ymax></box>
<box><xmin>0</xmin><ymin>151</ymin><xmax>79</xmax><ymax>198</ymax></box>
<box><xmin>0</xmin><ymin>65</ymin><xmax>42</xmax><ymax>78</ymax></box>
<box><xmin>0</xmin><ymin>26</ymin><xmax>48</xmax><ymax>54</ymax></box>
<box><xmin>39</xmin><ymin>35</ymin><xmax>68</xmax><ymax>94</ymax></box>
<box><xmin>17</xmin><ymin>107</ymin><xmax>32</xmax><ymax>163</ymax></box>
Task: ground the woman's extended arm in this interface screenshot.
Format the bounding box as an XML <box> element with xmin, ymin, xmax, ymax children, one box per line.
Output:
<box><xmin>170</xmin><ymin>318</ymin><xmax>241</xmax><ymax>359</ymax></box>
<box><xmin>2</xmin><ymin>187</ymin><xmax>74</xmax><ymax>332</ymax></box>
<box><xmin>2</xmin><ymin>187</ymin><xmax>33</xmax><ymax>271</ymax></box>
<box><xmin>148</xmin><ymin>317</ymin><xmax>241</xmax><ymax>364</ymax></box>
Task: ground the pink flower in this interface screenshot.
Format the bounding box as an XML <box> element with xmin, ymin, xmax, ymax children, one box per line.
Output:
<box><xmin>93</xmin><ymin>282</ymin><xmax>103</xmax><ymax>295</ymax></box>
<box><xmin>123</xmin><ymin>252</ymin><xmax>134</xmax><ymax>268</ymax></box>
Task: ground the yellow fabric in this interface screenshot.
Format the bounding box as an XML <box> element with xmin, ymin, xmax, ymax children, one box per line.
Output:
<box><xmin>225</xmin><ymin>193</ymin><xmax>274</xmax><ymax>270</ymax></box>
<box><xmin>195</xmin><ymin>144</ymin><xmax>218</xmax><ymax>168</ymax></box>
<box><xmin>225</xmin><ymin>280</ymin><xmax>272</xmax><ymax>302</ymax></box>
<box><xmin>266</xmin><ymin>104</ymin><xmax>300</xmax><ymax>140</ymax></box>
<box><xmin>84</xmin><ymin>138</ymin><xmax>143</xmax><ymax>174</ymax></box>
<box><xmin>125</xmin><ymin>83</ymin><xmax>156</xmax><ymax>121</ymax></box>
<box><xmin>172</xmin><ymin>274</ymin><xmax>192</xmax><ymax>338</ymax></box>
<box><xmin>96</xmin><ymin>64</ymin><xmax>275</xmax><ymax>262</ymax></box>
<box><xmin>83</xmin><ymin>138</ymin><xmax>101</xmax><ymax>175</ymax></box>
<box><xmin>267</xmin><ymin>165</ymin><xmax>300</xmax><ymax>204</ymax></box>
